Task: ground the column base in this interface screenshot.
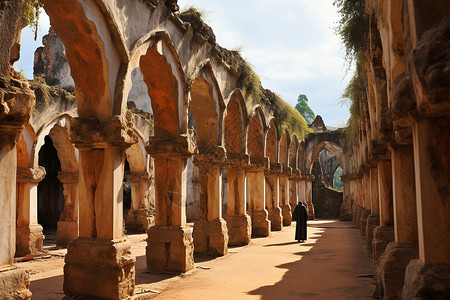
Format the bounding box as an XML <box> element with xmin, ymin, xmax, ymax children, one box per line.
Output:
<box><xmin>63</xmin><ymin>238</ymin><xmax>135</xmax><ymax>299</ymax></box>
<box><xmin>268</xmin><ymin>207</ymin><xmax>283</xmax><ymax>231</ymax></box>
<box><xmin>249</xmin><ymin>209</ymin><xmax>271</xmax><ymax>237</ymax></box>
<box><xmin>56</xmin><ymin>221</ymin><xmax>78</xmax><ymax>248</ymax></box>
<box><xmin>16</xmin><ymin>224</ymin><xmax>44</xmax><ymax>257</ymax></box>
<box><xmin>377</xmin><ymin>242</ymin><xmax>418</xmax><ymax>300</ymax></box>
<box><xmin>360</xmin><ymin>209</ymin><xmax>370</xmax><ymax>238</ymax></box>
<box><xmin>224</xmin><ymin>215</ymin><xmax>251</xmax><ymax>246</ymax></box>
<box><xmin>402</xmin><ymin>259</ymin><xmax>450</xmax><ymax>299</ymax></box>
<box><xmin>0</xmin><ymin>266</ymin><xmax>31</xmax><ymax>300</ymax></box>
<box><xmin>146</xmin><ymin>226</ymin><xmax>194</xmax><ymax>273</ymax></box>
<box><xmin>193</xmin><ymin>218</ymin><xmax>228</xmax><ymax>256</ymax></box>
<box><xmin>365</xmin><ymin>214</ymin><xmax>380</xmax><ymax>253</ymax></box>
<box><xmin>340</xmin><ymin>201</ymin><xmax>352</xmax><ymax>221</ymax></box>
<box><xmin>280</xmin><ymin>205</ymin><xmax>292</xmax><ymax>226</ymax></box>
<box><xmin>125</xmin><ymin>208</ymin><xmax>154</xmax><ymax>233</ymax></box>
<box><xmin>372</xmin><ymin>226</ymin><xmax>394</xmax><ymax>265</ymax></box>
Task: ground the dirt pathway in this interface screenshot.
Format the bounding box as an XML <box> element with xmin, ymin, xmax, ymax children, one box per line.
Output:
<box><xmin>23</xmin><ymin>220</ymin><xmax>375</xmax><ymax>299</ymax></box>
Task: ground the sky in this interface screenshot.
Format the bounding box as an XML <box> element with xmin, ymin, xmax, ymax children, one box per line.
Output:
<box><xmin>15</xmin><ymin>0</ymin><xmax>351</xmax><ymax>127</ymax></box>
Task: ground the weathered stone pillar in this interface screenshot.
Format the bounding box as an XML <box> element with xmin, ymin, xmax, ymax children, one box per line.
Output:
<box><xmin>225</xmin><ymin>157</ymin><xmax>251</xmax><ymax>246</ymax></box>
<box><xmin>193</xmin><ymin>152</ymin><xmax>228</xmax><ymax>256</ymax></box>
<box><xmin>372</xmin><ymin>160</ymin><xmax>394</xmax><ymax>265</ymax></box>
<box><xmin>247</xmin><ymin>159</ymin><xmax>270</xmax><ymax>237</ymax></box>
<box><xmin>125</xmin><ymin>171</ymin><xmax>153</xmax><ymax>233</ymax></box>
<box><xmin>365</xmin><ymin>166</ymin><xmax>380</xmax><ymax>253</ymax></box>
<box><xmin>378</xmin><ymin>144</ymin><xmax>418</xmax><ymax>299</ymax></box>
<box><xmin>359</xmin><ymin>170</ymin><xmax>371</xmax><ymax>237</ymax></box>
<box><xmin>146</xmin><ymin>135</ymin><xmax>194</xmax><ymax>273</ymax></box>
<box><xmin>15</xmin><ymin>167</ymin><xmax>46</xmax><ymax>257</ymax></box>
<box><xmin>63</xmin><ymin>118</ymin><xmax>136</xmax><ymax>299</ymax></box>
<box><xmin>265</xmin><ymin>163</ymin><xmax>283</xmax><ymax>231</ymax></box>
<box><xmin>279</xmin><ymin>171</ymin><xmax>291</xmax><ymax>226</ymax></box>
<box><xmin>339</xmin><ymin>174</ymin><xmax>353</xmax><ymax>221</ymax></box>
<box><xmin>304</xmin><ymin>175</ymin><xmax>315</xmax><ymax>220</ymax></box>
<box><xmin>402</xmin><ymin>117</ymin><xmax>450</xmax><ymax>299</ymax></box>
<box><xmin>288</xmin><ymin>171</ymin><xmax>299</xmax><ymax>209</ymax></box>
<box><xmin>56</xmin><ymin>172</ymin><xmax>79</xmax><ymax>248</ymax></box>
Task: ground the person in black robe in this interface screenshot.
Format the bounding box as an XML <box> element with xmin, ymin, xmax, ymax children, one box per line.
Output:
<box><xmin>292</xmin><ymin>201</ymin><xmax>308</xmax><ymax>242</ymax></box>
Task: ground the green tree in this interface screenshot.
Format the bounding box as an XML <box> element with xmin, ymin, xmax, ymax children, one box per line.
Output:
<box><xmin>295</xmin><ymin>94</ymin><xmax>316</xmax><ymax>124</ymax></box>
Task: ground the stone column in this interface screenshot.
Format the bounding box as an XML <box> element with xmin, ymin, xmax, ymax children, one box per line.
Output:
<box><xmin>288</xmin><ymin>171</ymin><xmax>299</xmax><ymax>209</ymax></box>
<box><xmin>225</xmin><ymin>157</ymin><xmax>251</xmax><ymax>246</ymax></box>
<box><xmin>56</xmin><ymin>172</ymin><xmax>79</xmax><ymax>247</ymax></box>
<box><xmin>378</xmin><ymin>144</ymin><xmax>418</xmax><ymax>299</ymax></box>
<box><xmin>146</xmin><ymin>135</ymin><xmax>194</xmax><ymax>273</ymax></box>
<box><xmin>360</xmin><ymin>169</ymin><xmax>371</xmax><ymax>237</ymax></box>
<box><xmin>304</xmin><ymin>175</ymin><xmax>315</xmax><ymax>220</ymax></box>
<box><xmin>265</xmin><ymin>163</ymin><xmax>283</xmax><ymax>231</ymax></box>
<box><xmin>63</xmin><ymin>118</ymin><xmax>136</xmax><ymax>299</ymax></box>
<box><xmin>403</xmin><ymin>117</ymin><xmax>450</xmax><ymax>298</ymax></box>
<box><xmin>16</xmin><ymin>167</ymin><xmax>46</xmax><ymax>257</ymax></box>
<box><xmin>0</xmin><ymin>131</ymin><xmax>32</xmax><ymax>300</ymax></box>
<box><xmin>247</xmin><ymin>158</ymin><xmax>270</xmax><ymax>237</ymax></box>
<box><xmin>372</xmin><ymin>160</ymin><xmax>394</xmax><ymax>265</ymax></box>
<box><xmin>339</xmin><ymin>174</ymin><xmax>353</xmax><ymax>221</ymax></box>
<box><xmin>279</xmin><ymin>170</ymin><xmax>291</xmax><ymax>226</ymax></box>
<box><xmin>193</xmin><ymin>152</ymin><xmax>228</xmax><ymax>256</ymax></box>
<box><xmin>125</xmin><ymin>171</ymin><xmax>154</xmax><ymax>233</ymax></box>
<box><xmin>366</xmin><ymin>166</ymin><xmax>380</xmax><ymax>253</ymax></box>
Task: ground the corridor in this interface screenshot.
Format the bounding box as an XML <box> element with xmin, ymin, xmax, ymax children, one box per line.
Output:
<box><xmin>26</xmin><ymin>220</ymin><xmax>375</xmax><ymax>299</ymax></box>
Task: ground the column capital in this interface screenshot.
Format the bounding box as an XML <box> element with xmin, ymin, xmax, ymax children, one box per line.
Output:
<box><xmin>126</xmin><ymin>171</ymin><xmax>151</xmax><ymax>183</ymax></box>
<box><xmin>57</xmin><ymin>172</ymin><xmax>79</xmax><ymax>184</ymax></box>
<box><xmin>265</xmin><ymin>162</ymin><xmax>283</xmax><ymax>175</ymax></box>
<box><xmin>16</xmin><ymin>167</ymin><xmax>46</xmax><ymax>183</ymax></box>
<box><xmin>247</xmin><ymin>156</ymin><xmax>269</xmax><ymax>172</ymax></box>
<box><xmin>70</xmin><ymin>115</ymin><xmax>138</xmax><ymax>150</ymax></box>
<box><xmin>193</xmin><ymin>147</ymin><xmax>226</xmax><ymax>166</ymax></box>
<box><xmin>146</xmin><ymin>134</ymin><xmax>196</xmax><ymax>157</ymax></box>
<box><xmin>226</xmin><ymin>154</ymin><xmax>249</xmax><ymax>169</ymax></box>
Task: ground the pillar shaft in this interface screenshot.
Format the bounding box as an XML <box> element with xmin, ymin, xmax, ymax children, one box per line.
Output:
<box><xmin>412</xmin><ymin>118</ymin><xmax>450</xmax><ymax>264</ymax></box>
<box><xmin>125</xmin><ymin>172</ymin><xmax>153</xmax><ymax>233</ymax></box>
<box><xmin>193</xmin><ymin>159</ymin><xmax>228</xmax><ymax>256</ymax></box>
<box><xmin>377</xmin><ymin>160</ymin><xmax>392</xmax><ymax>226</ymax></box>
<box><xmin>370</xmin><ymin>167</ymin><xmax>379</xmax><ymax>214</ymax></box>
<box><xmin>57</xmin><ymin>172</ymin><xmax>79</xmax><ymax>247</ymax></box>
<box><xmin>279</xmin><ymin>174</ymin><xmax>291</xmax><ymax>225</ymax></box>
<box><xmin>225</xmin><ymin>165</ymin><xmax>251</xmax><ymax>246</ymax></box>
<box><xmin>265</xmin><ymin>173</ymin><xmax>282</xmax><ymax>231</ymax></box>
<box><xmin>305</xmin><ymin>178</ymin><xmax>314</xmax><ymax>219</ymax></box>
<box><xmin>15</xmin><ymin>167</ymin><xmax>45</xmax><ymax>256</ymax></box>
<box><xmin>391</xmin><ymin>145</ymin><xmax>417</xmax><ymax>244</ymax></box>
<box><xmin>247</xmin><ymin>169</ymin><xmax>270</xmax><ymax>237</ymax></box>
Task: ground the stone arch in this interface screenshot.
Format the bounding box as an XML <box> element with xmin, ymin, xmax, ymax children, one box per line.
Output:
<box><xmin>265</xmin><ymin>118</ymin><xmax>278</xmax><ymax>168</ymax></box>
<box><xmin>279</xmin><ymin>131</ymin><xmax>290</xmax><ymax>170</ymax></box>
<box><xmin>224</xmin><ymin>89</ymin><xmax>249</xmax><ymax>158</ymax></box>
<box><xmin>304</xmin><ymin>141</ymin><xmax>345</xmax><ymax>174</ymax></box>
<box><xmin>41</xmin><ymin>0</ymin><xmax>125</xmax><ymax>121</ymax></box>
<box><xmin>189</xmin><ymin>62</ymin><xmax>225</xmax><ymax>152</ymax></box>
<box><xmin>247</xmin><ymin>106</ymin><xmax>267</xmax><ymax>163</ymax></box>
<box><xmin>288</xmin><ymin>135</ymin><xmax>299</xmax><ymax>170</ymax></box>
<box><xmin>133</xmin><ymin>32</ymin><xmax>187</xmax><ymax>137</ymax></box>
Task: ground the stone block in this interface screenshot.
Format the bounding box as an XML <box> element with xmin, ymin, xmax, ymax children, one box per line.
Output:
<box><xmin>63</xmin><ymin>238</ymin><xmax>135</xmax><ymax>299</ymax></box>
<box><xmin>0</xmin><ymin>267</ymin><xmax>31</xmax><ymax>300</ymax></box>
<box><xmin>249</xmin><ymin>209</ymin><xmax>271</xmax><ymax>237</ymax></box>
<box><xmin>193</xmin><ymin>218</ymin><xmax>228</xmax><ymax>256</ymax></box>
<box><xmin>402</xmin><ymin>259</ymin><xmax>450</xmax><ymax>300</ymax></box>
<box><xmin>16</xmin><ymin>225</ymin><xmax>44</xmax><ymax>257</ymax></box>
<box><xmin>268</xmin><ymin>207</ymin><xmax>283</xmax><ymax>231</ymax></box>
<box><xmin>56</xmin><ymin>221</ymin><xmax>78</xmax><ymax>248</ymax></box>
<box><xmin>146</xmin><ymin>226</ymin><xmax>194</xmax><ymax>273</ymax></box>
<box><xmin>378</xmin><ymin>242</ymin><xmax>418</xmax><ymax>300</ymax></box>
<box><xmin>365</xmin><ymin>214</ymin><xmax>380</xmax><ymax>253</ymax></box>
<box><xmin>224</xmin><ymin>215</ymin><xmax>251</xmax><ymax>246</ymax></box>
<box><xmin>372</xmin><ymin>226</ymin><xmax>394</xmax><ymax>266</ymax></box>
<box><xmin>281</xmin><ymin>205</ymin><xmax>292</xmax><ymax>226</ymax></box>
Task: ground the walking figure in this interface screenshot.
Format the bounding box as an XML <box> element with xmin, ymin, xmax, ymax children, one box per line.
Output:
<box><xmin>292</xmin><ymin>201</ymin><xmax>308</xmax><ymax>243</ymax></box>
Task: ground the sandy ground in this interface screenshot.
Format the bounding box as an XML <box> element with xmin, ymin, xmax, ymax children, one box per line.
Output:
<box><xmin>19</xmin><ymin>220</ymin><xmax>375</xmax><ymax>299</ymax></box>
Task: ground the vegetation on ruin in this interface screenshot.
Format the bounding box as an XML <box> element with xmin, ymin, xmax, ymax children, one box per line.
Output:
<box><xmin>23</xmin><ymin>0</ymin><xmax>43</xmax><ymax>40</ymax></box>
<box><xmin>333</xmin><ymin>0</ymin><xmax>369</xmax><ymax>146</ymax></box>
